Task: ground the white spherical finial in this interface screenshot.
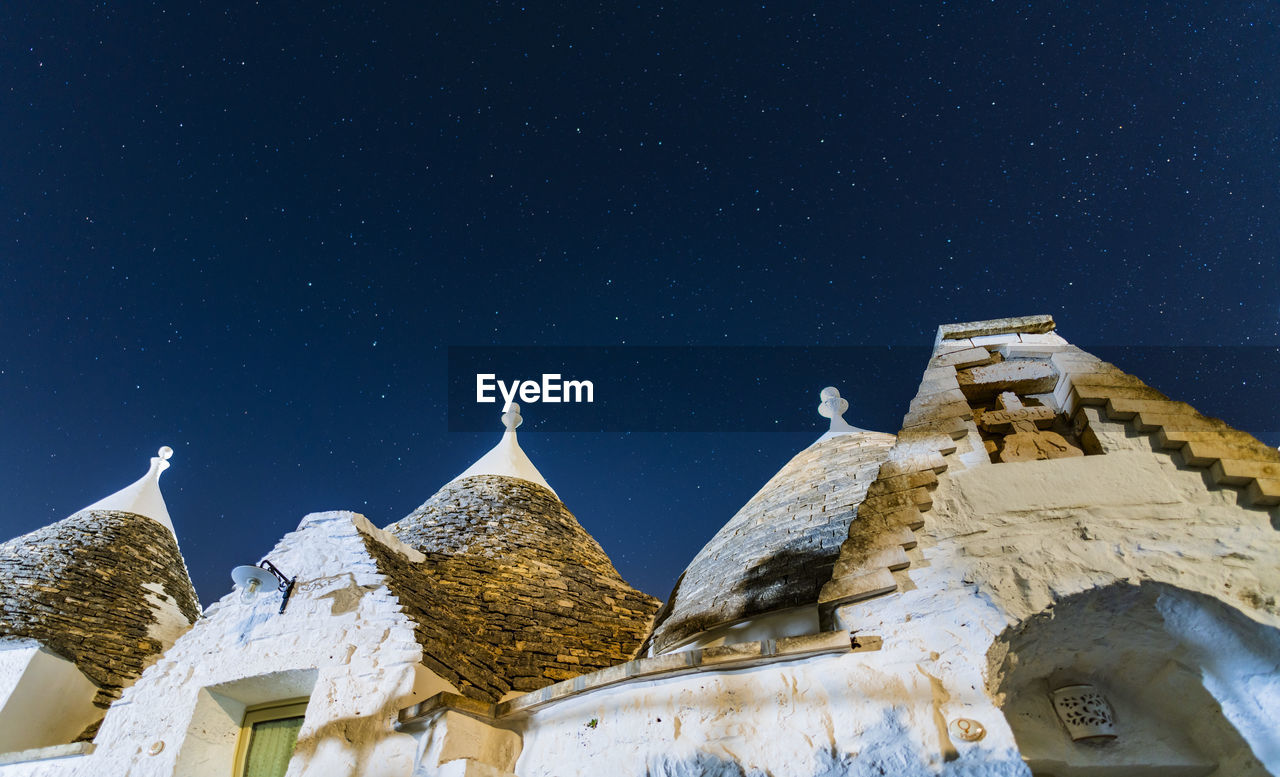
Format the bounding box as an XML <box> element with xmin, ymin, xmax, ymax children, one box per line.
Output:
<box><xmin>501</xmin><ymin>402</ymin><xmax>523</xmax><ymax>431</ymax></box>
<box><xmin>157</xmin><ymin>446</ymin><xmax>174</xmax><ymax>461</ymax></box>
<box><xmin>818</xmin><ymin>387</ymin><xmax>849</xmax><ymax>420</ymax></box>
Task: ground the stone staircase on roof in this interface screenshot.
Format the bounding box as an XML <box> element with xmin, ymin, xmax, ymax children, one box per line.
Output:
<box><xmin>819</xmin><ymin>314</ymin><xmax>1279</xmax><ymax>615</ymax></box>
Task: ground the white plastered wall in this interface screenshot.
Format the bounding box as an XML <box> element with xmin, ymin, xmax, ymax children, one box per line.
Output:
<box><xmin>0</xmin><ymin>511</ymin><xmax>455</xmax><ymax>777</ymax></box>
<box><xmin>0</xmin><ymin>640</ymin><xmax>100</xmax><ymax>755</ymax></box>
<box><xmin>512</xmin><ymin>649</ymin><xmax>1029</xmax><ymax>777</ymax></box>
<box><xmin>830</xmin><ymin>377</ymin><xmax>1280</xmax><ymax>777</ymax></box>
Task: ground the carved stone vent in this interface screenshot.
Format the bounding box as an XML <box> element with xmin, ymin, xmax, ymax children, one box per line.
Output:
<box><xmin>1051</xmin><ymin>684</ymin><xmax>1117</xmax><ymax>741</ymax></box>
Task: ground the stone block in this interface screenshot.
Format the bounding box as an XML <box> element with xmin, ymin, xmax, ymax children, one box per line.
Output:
<box><xmin>818</xmin><ymin>567</ymin><xmax>898</xmax><ymax>606</ymax></box>
<box><xmin>860</xmin><ymin>487</ymin><xmax>933</xmax><ymax>515</ymax></box>
<box><xmin>1155</xmin><ymin>429</ymin><xmax>1280</xmax><ymax>460</ymax></box>
<box><xmin>893</xmin><ymin>433</ymin><xmax>960</xmax><ymax>457</ymax></box>
<box><xmin>888</xmin><ymin>524</ymin><xmax>918</xmax><ymax>548</ymax></box>
<box><xmin>930</xmin><ymin>346</ymin><xmax>997</xmax><ymax>369</ymax></box>
<box><xmin>900</xmin><ymin>415</ymin><xmax>972</xmax><ymax>440</ymax></box>
<box><xmin>697</xmin><ymin>642</ymin><xmax>764</xmax><ymax>667</ymax></box>
<box><xmin>921</xmin><ymin>366</ymin><xmax>961</xmax><ymax>383</ymax></box>
<box><xmin>914</xmin><ymin>375</ymin><xmax>963</xmax><ymax>396</ymax></box>
<box><xmin>1245</xmin><ymin>478</ymin><xmax>1280</xmax><ymax>507</ymax></box>
<box><xmin>1208</xmin><ymin>459</ymin><xmax>1280</xmax><ymax>486</ymax></box>
<box><xmin>866</xmin><ymin>470</ymin><xmax>938</xmax><ymax>498</ymax></box>
<box><xmin>957</xmin><ymin>360</ymin><xmax>1059</xmax><ymax>400</ymax></box>
<box><xmin>901</xmin><ymin>401</ymin><xmax>974</xmax><ymax>428</ymax></box>
<box><xmin>1064</xmin><ymin>369</ymin><xmax>1147</xmax><ymax>388</ymax></box>
<box><xmin>1012</xmin><ymin>331</ymin><xmax>1070</xmax><ymax>346</ymax></box>
<box><xmin>848</xmin><ymin>505</ymin><xmax>924</xmax><ymax>535</ymax></box>
<box><xmin>908</xmin><ymin>388</ymin><xmax>970</xmax><ymax>413</ymax></box>
<box><xmin>880</xmin><ymin>452</ymin><xmax>948</xmax><ymax>477</ymax></box>
<box><xmin>950</xmin><ymin>451</ymin><xmax>1182</xmax><ymax>512</ymax></box>
<box><xmin>831</xmin><ymin>545</ymin><xmax>909</xmax><ymax>579</ymax></box>
<box><xmin>1179</xmin><ymin>440</ymin><xmax>1265</xmax><ymax>468</ymax></box>
<box><xmin>938</xmin><ymin>314</ymin><xmax>1056</xmax><ymax>340</ymax></box>
<box><xmin>967</xmin><ymin>333</ymin><xmax>1023</xmax><ymax>347</ymax></box>
<box><xmin>1128</xmin><ymin>412</ymin><xmax>1219</xmax><ymax>433</ymax></box>
<box><xmin>775</xmin><ymin>630</ymin><xmax>852</xmax><ymax>657</ymax></box>
<box><xmin>1103</xmin><ymin>397</ymin><xmax>1197</xmax><ymax>421</ymax></box>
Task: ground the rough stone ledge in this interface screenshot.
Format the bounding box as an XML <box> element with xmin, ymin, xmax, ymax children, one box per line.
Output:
<box><xmin>938</xmin><ymin>314</ymin><xmax>1056</xmax><ymax>340</ymax></box>
<box><xmin>0</xmin><ymin>742</ymin><xmax>95</xmax><ymax>766</ymax></box>
<box><xmin>397</xmin><ymin>630</ymin><xmax>863</xmax><ymax>727</ymax></box>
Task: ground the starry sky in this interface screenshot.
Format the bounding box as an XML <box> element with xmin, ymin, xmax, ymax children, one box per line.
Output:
<box><xmin>2</xmin><ymin>2</ymin><xmax>1277</xmax><ymax>606</ymax></box>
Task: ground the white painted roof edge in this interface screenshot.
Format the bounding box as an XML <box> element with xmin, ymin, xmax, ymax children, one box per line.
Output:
<box><xmin>79</xmin><ymin>446</ymin><xmax>176</xmax><ymax>534</ymax></box>
<box><xmin>447</xmin><ymin>403</ymin><xmax>557</xmax><ymax>496</ymax></box>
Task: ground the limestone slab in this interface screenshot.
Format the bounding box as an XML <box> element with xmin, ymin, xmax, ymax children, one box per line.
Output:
<box><xmin>938</xmin><ymin>314</ymin><xmax>1056</xmax><ymax>340</ymax></box>
<box><xmin>950</xmin><ymin>452</ymin><xmax>1181</xmax><ymax>514</ymax></box>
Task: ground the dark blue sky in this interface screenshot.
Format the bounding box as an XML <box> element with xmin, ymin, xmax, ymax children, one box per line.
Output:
<box><xmin>2</xmin><ymin>2</ymin><xmax>1277</xmax><ymax>606</ymax></box>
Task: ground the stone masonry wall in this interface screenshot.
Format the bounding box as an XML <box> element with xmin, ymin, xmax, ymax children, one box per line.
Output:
<box><xmin>0</xmin><ymin>510</ymin><xmax>200</xmax><ymax>710</ymax></box>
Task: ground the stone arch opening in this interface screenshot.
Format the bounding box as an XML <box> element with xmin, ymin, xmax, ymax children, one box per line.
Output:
<box><xmin>985</xmin><ymin>581</ymin><xmax>1280</xmax><ymax>777</ymax></box>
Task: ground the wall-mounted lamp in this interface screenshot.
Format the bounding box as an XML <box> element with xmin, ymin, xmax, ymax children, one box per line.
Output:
<box><xmin>231</xmin><ymin>559</ymin><xmax>296</xmax><ymax>614</ymax></box>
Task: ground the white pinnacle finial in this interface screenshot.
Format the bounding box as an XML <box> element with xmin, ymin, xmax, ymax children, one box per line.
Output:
<box><xmin>447</xmin><ymin>403</ymin><xmax>556</xmax><ymax>495</ymax></box>
<box><xmin>79</xmin><ymin>445</ymin><xmax>177</xmax><ymax>533</ymax></box>
<box><xmin>501</xmin><ymin>402</ymin><xmax>523</xmax><ymax>431</ymax></box>
<box><xmin>815</xmin><ymin>386</ymin><xmax>863</xmax><ymax>441</ymax></box>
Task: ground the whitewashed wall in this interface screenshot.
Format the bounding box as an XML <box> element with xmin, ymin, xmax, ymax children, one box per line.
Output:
<box><xmin>0</xmin><ymin>511</ymin><xmax>453</xmax><ymax>777</ymax></box>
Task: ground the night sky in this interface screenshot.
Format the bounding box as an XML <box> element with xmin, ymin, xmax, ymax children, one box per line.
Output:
<box><xmin>2</xmin><ymin>2</ymin><xmax>1277</xmax><ymax>607</ymax></box>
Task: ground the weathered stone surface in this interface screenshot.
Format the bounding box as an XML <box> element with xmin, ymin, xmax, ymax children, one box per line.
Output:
<box><xmin>817</xmin><ymin>569</ymin><xmax>897</xmax><ymax>605</ymax></box>
<box><xmin>492</xmin><ymin>630</ymin><xmax>855</xmax><ymax>719</ymax></box>
<box><xmin>929</xmin><ymin>347</ymin><xmax>997</xmax><ymax>369</ymax></box>
<box><xmin>939</xmin><ymin>314</ymin><xmax>1056</xmax><ymax>340</ymax></box>
<box><xmin>1157</xmin><ymin>429</ymin><xmax>1280</xmax><ymax>462</ymax></box>
<box><xmin>1210</xmin><ymin>459</ymin><xmax>1280</xmax><ymax>486</ymax></box>
<box><xmin>978</xmin><ymin>392</ymin><xmax>1083</xmax><ymax>462</ymax></box>
<box><xmin>901</xmin><ymin>400</ymin><xmax>973</xmax><ymax>428</ymax></box>
<box><xmin>382</xmin><ymin>475</ymin><xmax>660</xmax><ymax>701</ymax></box>
<box><xmin>0</xmin><ymin>510</ymin><xmax>200</xmax><ymax>712</ymax></box>
<box><xmin>957</xmin><ymin>360</ymin><xmax>1058</xmax><ymax>400</ymax></box>
<box><xmin>644</xmin><ymin>431</ymin><xmax>895</xmax><ymax>654</ymax></box>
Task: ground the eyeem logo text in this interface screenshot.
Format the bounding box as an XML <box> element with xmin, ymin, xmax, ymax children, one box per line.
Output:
<box><xmin>475</xmin><ymin>373</ymin><xmax>595</xmax><ymax>405</ymax></box>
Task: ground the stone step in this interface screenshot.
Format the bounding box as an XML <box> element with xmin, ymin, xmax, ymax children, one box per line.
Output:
<box><xmin>1178</xmin><ymin>440</ymin><xmax>1258</xmax><ymax>468</ymax></box>
<box><xmin>1210</xmin><ymin>459</ymin><xmax>1280</xmax><ymax>486</ymax></box>
<box><xmin>1071</xmin><ymin>383</ymin><xmax>1170</xmax><ymax>405</ymax></box>
<box><xmin>1103</xmin><ymin>397</ymin><xmax>1198</xmax><ymax>421</ymax></box>
<box><xmin>817</xmin><ymin>568</ymin><xmax>897</xmax><ymax>606</ymax></box>
<box><xmin>1131</xmin><ymin>412</ymin><xmax>1223</xmax><ymax>433</ymax></box>
<box><xmin>1066</xmin><ymin>370</ymin><xmax>1149</xmax><ymax>388</ymax></box>
<box><xmin>873</xmin><ymin>469</ymin><xmax>938</xmax><ymax>493</ymax></box>
<box><xmin>831</xmin><ymin>545</ymin><xmax>910</xmax><ymax>579</ymax></box>
<box><xmin>889</xmin><ymin>525</ymin><xmax>919</xmax><ymax>549</ymax></box>
<box><xmin>1156</xmin><ymin>429</ymin><xmax>1280</xmax><ymax>463</ymax></box>
<box><xmin>1245</xmin><ymin>478</ymin><xmax>1280</xmax><ymax>507</ymax></box>
<box><xmin>861</xmin><ymin>487</ymin><xmax>933</xmax><ymax>515</ymax></box>
<box><xmin>880</xmin><ymin>452</ymin><xmax>948</xmax><ymax>478</ymax></box>
<box><xmin>1178</xmin><ymin>439</ymin><xmax>1280</xmax><ymax>468</ymax></box>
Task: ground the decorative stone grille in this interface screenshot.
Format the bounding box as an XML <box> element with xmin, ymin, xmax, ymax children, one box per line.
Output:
<box><xmin>1051</xmin><ymin>684</ymin><xmax>1117</xmax><ymax>741</ymax></box>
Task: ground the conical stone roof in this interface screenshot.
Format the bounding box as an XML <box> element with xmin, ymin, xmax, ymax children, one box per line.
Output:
<box><xmin>0</xmin><ymin>449</ymin><xmax>200</xmax><ymax>712</ymax></box>
<box><xmin>382</xmin><ymin>471</ymin><xmax>660</xmax><ymax>700</ymax></box>
<box><xmin>646</xmin><ymin>390</ymin><xmax>895</xmax><ymax>654</ymax></box>
<box><xmin>0</xmin><ymin>474</ymin><xmax>200</xmax><ymax>717</ymax></box>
